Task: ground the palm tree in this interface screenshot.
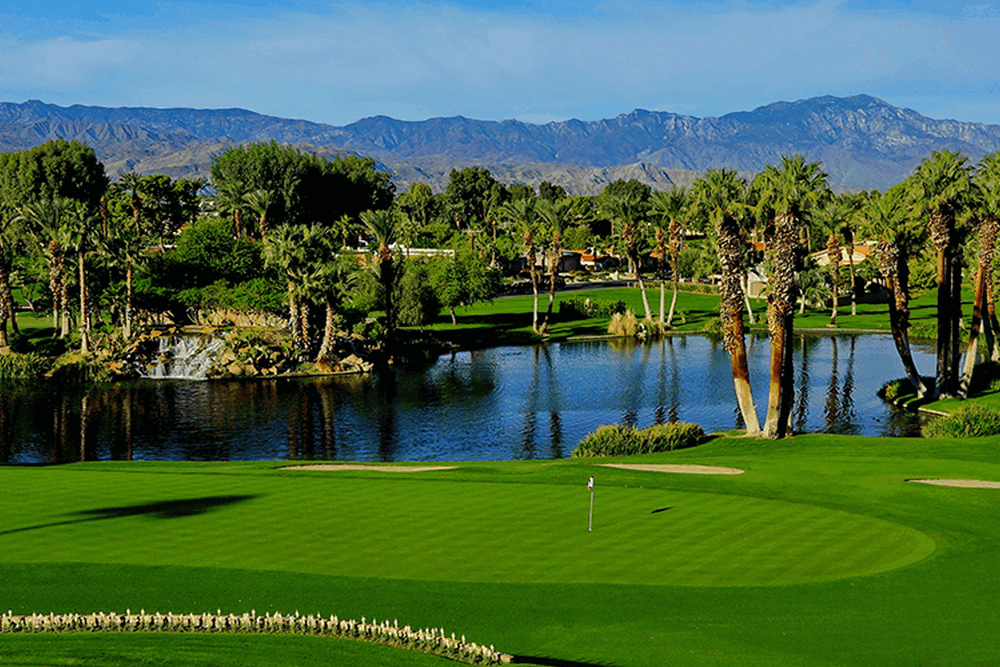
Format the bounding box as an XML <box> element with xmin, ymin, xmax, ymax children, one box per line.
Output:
<box><xmin>0</xmin><ymin>211</ymin><xmax>22</xmax><ymax>346</ymax></box>
<box><xmin>500</xmin><ymin>199</ymin><xmax>542</xmax><ymax>333</ymax></box>
<box><xmin>536</xmin><ymin>198</ymin><xmax>575</xmax><ymax>335</ymax></box>
<box><xmin>104</xmin><ymin>215</ymin><xmax>145</xmax><ymax>340</ymax></box>
<box><xmin>690</xmin><ymin>168</ymin><xmax>761</xmax><ymax>436</ymax></box>
<box><xmin>215</xmin><ymin>181</ymin><xmax>249</xmax><ymax>238</ymax></box>
<box><xmin>244</xmin><ymin>188</ymin><xmax>278</xmax><ymax>240</ymax></box>
<box><xmin>860</xmin><ymin>187</ymin><xmax>929</xmax><ymax>398</ymax></box>
<box><xmin>812</xmin><ymin>194</ymin><xmax>860</xmax><ymax>326</ymax></box>
<box><xmin>650</xmin><ymin>188</ymin><xmax>687</xmax><ymax>327</ymax></box>
<box><xmin>263</xmin><ymin>224</ymin><xmax>311</xmax><ymax>354</ymax></box>
<box><xmin>909</xmin><ymin>150</ymin><xmax>974</xmax><ymax>398</ymax></box>
<box><xmin>751</xmin><ymin>155</ymin><xmax>830</xmax><ymax>439</ymax></box>
<box><xmin>958</xmin><ymin>152</ymin><xmax>1000</xmax><ymax>395</ymax></box>
<box><xmin>117</xmin><ymin>171</ymin><xmax>143</xmax><ymax>232</ymax></box>
<box><xmin>64</xmin><ymin>201</ymin><xmax>99</xmax><ymax>354</ymax></box>
<box><xmin>361</xmin><ymin>209</ymin><xmax>400</xmax><ymax>352</ymax></box>
<box><xmin>15</xmin><ymin>197</ymin><xmax>75</xmax><ymax>338</ymax></box>
<box><xmin>602</xmin><ymin>192</ymin><xmax>652</xmax><ymax>320</ymax></box>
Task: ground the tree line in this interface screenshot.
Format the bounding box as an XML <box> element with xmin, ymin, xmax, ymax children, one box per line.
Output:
<box><xmin>2</xmin><ymin>139</ymin><xmax>998</xmax><ymax>437</ymax></box>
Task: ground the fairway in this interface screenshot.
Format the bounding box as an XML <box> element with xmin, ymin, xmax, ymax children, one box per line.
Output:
<box><xmin>2</xmin><ymin>467</ymin><xmax>932</xmax><ymax>587</ymax></box>
<box><xmin>4</xmin><ymin>435</ymin><xmax>1000</xmax><ymax>667</ymax></box>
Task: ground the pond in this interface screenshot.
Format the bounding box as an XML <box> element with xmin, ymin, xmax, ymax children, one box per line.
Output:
<box><xmin>0</xmin><ymin>333</ymin><xmax>929</xmax><ymax>464</ymax></box>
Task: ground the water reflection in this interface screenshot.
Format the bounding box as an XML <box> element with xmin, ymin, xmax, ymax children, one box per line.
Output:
<box><xmin>0</xmin><ymin>334</ymin><xmax>927</xmax><ymax>464</ymax></box>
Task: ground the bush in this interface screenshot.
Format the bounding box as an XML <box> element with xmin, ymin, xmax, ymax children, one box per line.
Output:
<box><xmin>702</xmin><ymin>316</ymin><xmax>724</xmax><ymax>338</ymax></box>
<box><xmin>0</xmin><ymin>352</ymin><xmax>48</xmax><ymax>379</ymax></box>
<box><xmin>572</xmin><ymin>422</ymin><xmax>705</xmax><ymax>457</ymax></box>
<box><xmin>608</xmin><ymin>309</ymin><xmax>639</xmax><ymax>337</ymax></box>
<box><xmin>923</xmin><ymin>404</ymin><xmax>1000</xmax><ymax>438</ymax></box>
<box><xmin>559</xmin><ymin>296</ymin><xmax>626</xmax><ymax>320</ymax></box>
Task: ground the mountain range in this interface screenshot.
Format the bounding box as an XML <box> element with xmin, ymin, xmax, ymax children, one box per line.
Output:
<box><xmin>2</xmin><ymin>95</ymin><xmax>998</xmax><ymax>194</ymax></box>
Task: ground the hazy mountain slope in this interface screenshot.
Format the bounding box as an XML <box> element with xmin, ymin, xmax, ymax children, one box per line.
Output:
<box><xmin>1</xmin><ymin>95</ymin><xmax>997</xmax><ymax>191</ymax></box>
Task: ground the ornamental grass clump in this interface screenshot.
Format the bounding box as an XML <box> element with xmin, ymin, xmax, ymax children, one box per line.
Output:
<box><xmin>922</xmin><ymin>404</ymin><xmax>1000</xmax><ymax>438</ymax></box>
<box><xmin>572</xmin><ymin>422</ymin><xmax>705</xmax><ymax>457</ymax></box>
<box><xmin>0</xmin><ymin>609</ymin><xmax>506</xmax><ymax>665</ymax></box>
<box><xmin>608</xmin><ymin>309</ymin><xmax>639</xmax><ymax>337</ymax></box>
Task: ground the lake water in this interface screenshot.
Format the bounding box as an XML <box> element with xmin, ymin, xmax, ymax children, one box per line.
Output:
<box><xmin>0</xmin><ymin>333</ymin><xmax>929</xmax><ymax>464</ymax></box>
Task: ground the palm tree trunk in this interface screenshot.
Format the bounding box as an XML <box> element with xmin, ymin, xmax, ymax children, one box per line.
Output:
<box><xmin>315</xmin><ymin>298</ymin><xmax>337</xmax><ymax>367</ymax></box>
<box><xmin>719</xmin><ymin>215</ymin><xmax>761</xmax><ymax>436</ymax></box>
<box><xmin>847</xmin><ymin>248</ymin><xmax>857</xmax><ymax>316</ymax></box>
<box><xmin>959</xmin><ymin>264</ymin><xmax>987</xmax><ymax>398</ymax></box>
<box><xmin>930</xmin><ymin>212</ymin><xmax>953</xmax><ymax>398</ymax></box>
<box><xmin>0</xmin><ymin>250</ymin><xmax>14</xmax><ymax>346</ymax></box>
<box><xmin>78</xmin><ymin>251</ymin><xmax>89</xmax><ymax>354</ymax></box>
<box><xmin>666</xmin><ymin>255</ymin><xmax>679</xmax><ymax>326</ymax></box>
<box><xmin>762</xmin><ymin>212</ymin><xmax>798</xmax><ymax>439</ymax></box>
<box><xmin>125</xmin><ymin>261</ymin><xmax>134</xmax><ymax>339</ymax></box>
<box><xmin>878</xmin><ymin>241</ymin><xmax>928</xmax><ymax>398</ymax></box>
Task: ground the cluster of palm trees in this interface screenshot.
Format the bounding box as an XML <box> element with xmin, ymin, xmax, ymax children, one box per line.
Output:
<box><xmin>684</xmin><ymin>149</ymin><xmax>1000</xmax><ymax>438</ymax></box>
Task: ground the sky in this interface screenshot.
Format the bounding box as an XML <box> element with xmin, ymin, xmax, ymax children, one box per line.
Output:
<box><xmin>0</xmin><ymin>0</ymin><xmax>997</xmax><ymax>127</ymax></box>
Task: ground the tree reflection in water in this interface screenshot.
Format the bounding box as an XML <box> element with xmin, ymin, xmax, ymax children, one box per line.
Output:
<box><xmin>0</xmin><ymin>334</ymin><xmax>927</xmax><ymax>463</ymax></box>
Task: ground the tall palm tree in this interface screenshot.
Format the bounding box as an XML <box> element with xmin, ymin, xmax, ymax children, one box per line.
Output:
<box><xmin>263</xmin><ymin>224</ymin><xmax>311</xmax><ymax>354</ymax></box>
<box><xmin>244</xmin><ymin>188</ymin><xmax>278</xmax><ymax>240</ymax></box>
<box><xmin>813</xmin><ymin>194</ymin><xmax>859</xmax><ymax>326</ymax></box>
<box><xmin>650</xmin><ymin>188</ymin><xmax>687</xmax><ymax>327</ymax></box>
<box><xmin>909</xmin><ymin>150</ymin><xmax>974</xmax><ymax>398</ymax></box>
<box><xmin>958</xmin><ymin>151</ymin><xmax>1000</xmax><ymax>395</ymax></box>
<box><xmin>215</xmin><ymin>180</ymin><xmax>249</xmax><ymax>238</ymax></box>
<box><xmin>361</xmin><ymin>209</ymin><xmax>400</xmax><ymax>352</ymax></box>
<box><xmin>0</xmin><ymin>211</ymin><xmax>22</xmax><ymax>346</ymax></box>
<box><xmin>860</xmin><ymin>187</ymin><xmax>929</xmax><ymax>398</ymax></box>
<box><xmin>15</xmin><ymin>197</ymin><xmax>75</xmax><ymax>338</ymax></box>
<box><xmin>64</xmin><ymin>201</ymin><xmax>99</xmax><ymax>354</ymax></box>
<box><xmin>691</xmin><ymin>168</ymin><xmax>761</xmax><ymax>436</ymax></box>
<box><xmin>974</xmin><ymin>151</ymin><xmax>1000</xmax><ymax>363</ymax></box>
<box><xmin>602</xmin><ymin>192</ymin><xmax>652</xmax><ymax>320</ymax></box>
<box><xmin>500</xmin><ymin>199</ymin><xmax>542</xmax><ymax>333</ymax></box>
<box><xmin>751</xmin><ymin>155</ymin><xmax>830</xmax><ymax>439</ymax></box>
<box><xmin>536</xmin><ymin>198</ymin><xmax>575</xmax><ymax>335</ymax></box>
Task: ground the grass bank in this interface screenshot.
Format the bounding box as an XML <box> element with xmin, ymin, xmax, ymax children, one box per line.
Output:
<box><xmin>3</xmin><ymin>433</ymin><xmax>1000</xmax><ymax>665</ymax></box>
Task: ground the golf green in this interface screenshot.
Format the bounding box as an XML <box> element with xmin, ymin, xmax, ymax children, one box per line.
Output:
<box><xmin>1</xmin><ymin>467</ymin><xmax>933</xmax><ymax>587</ymax></box>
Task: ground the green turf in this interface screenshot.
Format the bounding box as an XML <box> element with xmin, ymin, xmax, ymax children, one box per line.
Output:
<box><xmin>4</xmin><ymin>435</ymin><xmax>1000</xmax><ymax>666</ymax></box>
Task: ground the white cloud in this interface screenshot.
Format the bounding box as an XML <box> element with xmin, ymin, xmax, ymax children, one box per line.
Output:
<box><xmin>0</xmin><ymin>0</ymin><xmax>997</xmax><ymax>124</ymax></box>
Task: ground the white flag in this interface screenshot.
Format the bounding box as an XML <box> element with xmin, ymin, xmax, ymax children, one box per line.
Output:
<box><xmin>587</xmin><ymin>475</ymin><xmax>594</xmax><ymax>490</ymax></box>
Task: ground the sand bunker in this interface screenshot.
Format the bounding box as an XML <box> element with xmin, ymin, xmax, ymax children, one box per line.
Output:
<box><xmin>598</xmin><ymin>463</ymin><xmax>744</xmax><ymax>475</ymax></box>
<box><xmin>906</xmin><ymin>478</ymin><xmax>1000</xmax><ymax>489</ymax></box>
<box><xmin>280</xmin><ymin>464</ymin><xmax>459</xmax><ymax>473</ymax></box>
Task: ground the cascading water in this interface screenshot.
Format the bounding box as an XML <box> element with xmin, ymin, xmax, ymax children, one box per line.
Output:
<box><xmin>142</xmin><ymin>334</ymin><xmax>228</xmax><ymax>380</ymax></box>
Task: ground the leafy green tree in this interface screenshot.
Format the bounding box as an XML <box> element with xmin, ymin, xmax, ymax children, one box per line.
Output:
<box><xmin>539</xmin><ymin>181</ymin><xmax>568</xmax><ymax>203</ymax></box>
<box><xmin>429</xmin><ymin>250</ymin><xmax>502</xmax><ymax>325</ymax></box>
<box><xmin>0</xmin><ymin>139</ymin><xmax>109</xmax><ymax>211</ymax></box>
<box><xmin>444</xmin><ymin>167</ymin><xmax>499</xmax><ymax>231</ymax></box>
<box><xmin>397</xmin><ymin>259</ymin><xmax>440</xmax><ymax>327</ymax></box>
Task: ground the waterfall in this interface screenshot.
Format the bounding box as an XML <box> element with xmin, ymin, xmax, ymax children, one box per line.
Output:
<box><xmin>142</xmin><ymin>334</ymin><xmax>227</xmax><ymax>380</ymax></box>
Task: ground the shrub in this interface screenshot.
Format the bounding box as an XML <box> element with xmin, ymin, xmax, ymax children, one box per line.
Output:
<box><xmin>702</xmin><ymin>316</ymin><xmax>724</xmax><ymax>338</ymax></box>
<box><xmin>572</xmin><ymin>422</ymin><xmax>705</xmax><ymax>457</ymax></box>
<box><xmin>608</xmin><ymin>309</ymin><xmax>639</xmax><ymax>337</ymax></box>
<box><xmin>560</xmin><ymin>296</ymin><xmax>626</xmax><ymax>320</ymax></box>
<box><xmin>0</xmin><ymin>352</ymin><xmax>48</xmax><ymax>380</ymax></box>
<box><xmin>922</xmin><ymin>404</ymin><xmax>1000</xmax><ymax>438</ymax></box>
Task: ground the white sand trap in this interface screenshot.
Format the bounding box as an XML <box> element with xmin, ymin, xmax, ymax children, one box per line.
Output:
<box><xmin>280</xmin><ymin>464</ymin><xmax>458</xmax><ymax>473</ymax></box>
<box><xmin>906</xmin><ymin>478</ymin><xmax>1000</xmax><ymax>489</ymax></box>
<box><xmin>598</xmin><ymin>463</ymin><xmax>744</xmax><ymax>475</ymax></box>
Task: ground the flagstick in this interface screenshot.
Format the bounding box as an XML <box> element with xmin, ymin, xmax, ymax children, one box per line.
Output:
<box><xmin>589</xmin><ymin>490</ymin><xmax>594</xmax><ymax>532</ymax></box>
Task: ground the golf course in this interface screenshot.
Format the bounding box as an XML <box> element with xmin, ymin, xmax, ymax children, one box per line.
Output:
<box><xmin>2</xmin><ymin>431</ymin><xmax>999</xmax><ymax>665</ymax></box>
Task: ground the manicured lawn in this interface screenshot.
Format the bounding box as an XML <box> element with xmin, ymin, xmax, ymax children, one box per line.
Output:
<box><xmin>420</xmin><ymin>282</ymin><xmax>948</xmax><ymax>345</ymax></box>
<box><xmin>3</xmin><ymin>434</ymin><xmax>1000</xmax><ymax>665</ymax></box>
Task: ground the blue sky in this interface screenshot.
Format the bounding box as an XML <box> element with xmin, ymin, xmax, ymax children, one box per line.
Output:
<box><xmin>1</xmin><ymin>1</ymin><xmax>996</xmax><ymax>126</ymax></box>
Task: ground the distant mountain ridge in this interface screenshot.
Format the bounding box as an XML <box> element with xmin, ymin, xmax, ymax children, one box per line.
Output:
<box><xmin>1</xmin><ymin>95</ymin><xmax>998</xmax><ymax>192</ymax></box>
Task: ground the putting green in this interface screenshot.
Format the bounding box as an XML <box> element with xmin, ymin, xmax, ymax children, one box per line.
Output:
<box><xmin>1</xmin><ymin>469</ymin><xmax>934</xmax><ymax>587</ymax></box>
